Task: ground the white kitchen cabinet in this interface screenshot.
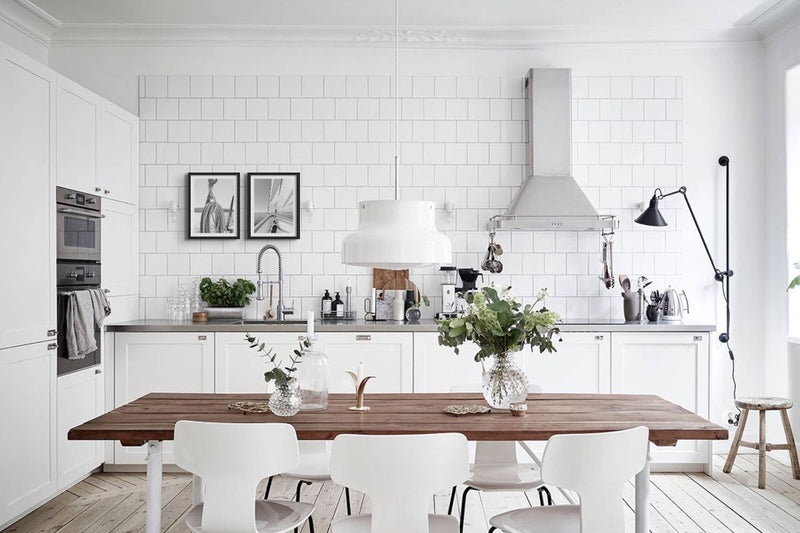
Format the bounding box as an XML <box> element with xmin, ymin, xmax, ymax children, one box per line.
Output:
<box><xmin>611</xmin><ymin>331</ymin><xmax>711</xmax><ymax>469</ymax></box>
<box><xmin>0</xmin><ymin>342</ymin><xmax>57</xmax><ymax>528</ymax></box>
<box><xmin>0</xmin><ymin>50</ymin><xmax>56</xmax><ymax>350</ymax></box>
<box><xmin>526</xmin><ymin>332</ymin><xmax>611</xmax><ymax>393</ymax></box>
<box><xmin>105</xmin><ymin>295</ymin><xmax>140</xmax><ymax>325</ymax></box>
<box><xmin>97</xmin><ymin>103</ymin><xmax>138</xmax><ymax>204</ymax></box>
<box><xmin>112</xmin><ymin>332</ymin><xmax>214</xmax><ymax>464</ymax></box>
<box><xmin>413</xmin><ymin>333</ymin><xmax>483</xmax><ymax>392</ymax></box>
<box><xmin>216</xmin><ymin>331</ymin><xmax>304</xmax><ymax>393</ymax></box>
<box><xmin>317</xmin><ymin>332</ymin><xmax>414</xmax><ymax>393</ymax></box>
<box><xmin>57</xmin><ymin>367</ymin><xmax>104</xmax><ymax>489</ymax></box>
<box><xmin>56</xmin><ymin>81</ymin><xmax>97</xmax><ymax>194</ymax></box>
<box><xmin>101</xmin><ymin>199</ymin><xmax>139</xmax><ymax>297</ymax></box>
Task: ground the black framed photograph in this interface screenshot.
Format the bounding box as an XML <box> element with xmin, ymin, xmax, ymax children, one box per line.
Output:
<box><xmin>247</xmin><ymin>172</ymin><xmax>300</xmax><ymax>239</ymax></box>
<box><xmin>187</xmin><ymin>172</ymin><xmax>240</xmax><ymax>239</ymax></box>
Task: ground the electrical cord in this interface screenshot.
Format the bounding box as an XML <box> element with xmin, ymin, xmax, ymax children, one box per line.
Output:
<box><xmin>721</xmin><ymin>282</ymin><xmax>741</xmax><ymax>426</ymax></box>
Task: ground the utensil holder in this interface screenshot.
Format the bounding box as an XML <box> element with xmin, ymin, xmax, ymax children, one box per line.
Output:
<box><xmin>622</xmin><ymin>291</ymin><xmax>642</xmax><ymax>322</ymax></box>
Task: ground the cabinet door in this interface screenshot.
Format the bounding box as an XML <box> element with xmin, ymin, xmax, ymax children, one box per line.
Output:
<box><xmin>317</xmin><ymin>332</ymin><xmax>413</xmax><ymax>393</ymax></box>
<box><xmin>0</xmin><ymin>54</ymin><xmax>56</xmax><ymax>349</ymax></box>
<box><xmin>413</xmin><ymin>333</ymin><xmax>483</xmax><ymax>392</ymax></box>
<box><xmin>102</xmin><ymin>199</ymin><xmax>138</xmax><ymax>296</ymax></box>
<box><xmin>57</xmin><ymin>367</ymin><xmax>104</xmax><ymax>489</ymax></box>
<box><xmin>113</xmin><ymin>332</ymin><xmax>214</xmax><ymax>464</ymax></box>
<box><xmin>525</xmin><ymin>332</ymin><xmax>611</xmax><ymax>393</ymax></box>
<box><xmin>216</xmin><ymin>332</ymin><xmax>303</xmax><ymax>393</ymax></box>
<box><xmin>97</xmin><ymin>105</ymin><xmax>138</xmax><ymax>204</ymax></box>
<box><xmin>611</xmin><ymin>332</ymin><xmax>710</xmax><ymax>468</ymax></box>
<box><xmin>105</xmin><ymin>295</ymin><xmax>139</xmax><ymax>325</ymax></box>
<box><xmin>0</xmin><ymin>342</ymin><xmax>57</xmax><ymax>526</ymax></box>
<box><xmin>56</xmin><ymin>83</ymin><xmax>96</xmax><ymax>193</ymax></box>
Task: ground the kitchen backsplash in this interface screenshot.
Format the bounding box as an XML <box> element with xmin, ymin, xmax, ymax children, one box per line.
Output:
<box><xmin>138</xmin><ymin>74</ymin><xmax>683</xmax><ymax>320</ymax></box>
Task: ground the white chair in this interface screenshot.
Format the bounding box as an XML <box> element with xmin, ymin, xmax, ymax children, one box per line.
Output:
<box><xmin>487</xmin><ymin>426</ymin><xmax>649</xmax><ymax>533</ymax></box>
<box><xmin>330</xmin><ymin>433</ymin><xmax>470</xmax><ymax>533</ymax></box>
<box><xmin>174</xmin><ymin>421</ymin><xmax>316</xmax><ymax>533</ymax></box>
<box><xmin>448</xmin><ymin>384</ymin><xmax>552</xmax><ymax>533</ymax></box>
<box><xmin>264</xmin><ymin>441</ymin><xmax>352</xmax><ymax>519</ymax></box>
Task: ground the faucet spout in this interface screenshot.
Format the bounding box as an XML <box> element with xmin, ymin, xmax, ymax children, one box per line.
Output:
<box><xmin>256</xmin><ymin>245</ymin><xmax>288</xmax><ymax>319</ymax></box>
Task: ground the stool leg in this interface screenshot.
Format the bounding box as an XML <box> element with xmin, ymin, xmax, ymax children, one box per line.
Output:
<box><xmin>779</xmin><ymin>408</ymin><xmax>800</xmax><ymax>480</ymax></box>
<box><xmin>723</xmin><ymin>409</ymin><xmax>749</xmax><ymax>473</ymax></box>
<box><xmin>759</xmin><ymin>409</ymin><xmax>767</xmax><ymax>489</ymax></box>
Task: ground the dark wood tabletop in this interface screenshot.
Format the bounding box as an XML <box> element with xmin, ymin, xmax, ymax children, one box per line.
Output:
<box><xmin>68</xmin><ymin>393</ymin><xmax>728</xmax><ymax>447</ymax></box>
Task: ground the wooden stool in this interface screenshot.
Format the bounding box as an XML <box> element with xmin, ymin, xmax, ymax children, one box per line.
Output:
<box><xmin>723</xmin><ymin>397</ymin><xmax>800</xmax><ymax>488</ymax></box>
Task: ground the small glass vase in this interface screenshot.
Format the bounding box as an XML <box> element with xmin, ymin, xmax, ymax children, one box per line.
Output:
<box><xmin>269</xmin><ymin>378</ymin><xmax>302</xmax><ymax>417</ymax></box>
<box><xmin>482</xmin><ymin>352</ymin><xmax>529</xmax><ymax>409</ymax></box>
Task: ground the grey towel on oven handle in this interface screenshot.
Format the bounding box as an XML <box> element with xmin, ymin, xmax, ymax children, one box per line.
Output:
<box><xmin>66</xmin><ymin>290</ymin><xmax>97</xmax><ymax>359</ymax></box>
<box><xmin>87</xmin><ymin>287</ymin><xmax>111</xmax><ymax>327</ymax></box>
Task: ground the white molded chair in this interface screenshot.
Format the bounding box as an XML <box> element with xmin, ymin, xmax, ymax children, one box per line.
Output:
<box><xmin>488</xmin><ymin>426</ymin><xmax>649</xmax><ymax>533</ymax></box>
<box><xmin>330</xmin><ymin>433</ymin><xmax>470</xmax><ymax>533</ymax></box>
<box><xmin>174</xmin><ymin>421</ymin><xmax>315</xmax><ymax>533</ymax></box>
<box><xmin>448</xmin><ymin>384</ymin><xmax>552</xmax><ymax>533</ymax></box>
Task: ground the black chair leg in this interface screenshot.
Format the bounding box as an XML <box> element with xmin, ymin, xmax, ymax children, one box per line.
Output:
<box><xmin>540</xmin><ymin>486</ymin><xmax>553</xmax><ymax>505</ymax></box>
<box><xmin>294</xmin><ymin>481</ymin><xmax>313</xmax><ymax>533</ymax></box>
<box><xmin>308</xmin><ymin>515</ymin><xmax>315</xmax><ymax>533</ymax></box>
<box><xmin>263</xmin><ymin>475</ymin><xmax>274</xmax><ymax>499</ymax></box>
<box><xmin>459</xmin><ymin>487</ymin><xmax>475</xmax><ymax>533</ymax></box>
<box><xmin>447</xmin><ymin>485</ymin><xmax>457</xmax><ymax>515</ymax></box>
<box><xmin>345</xmin><ymin>487</ymin><xmax>352</xmax><ymax>515</ymax></box>
<box><xmin>488</xmin><ymin>528</ymin><xmax>498</xmax><ymax>533</ymax></box>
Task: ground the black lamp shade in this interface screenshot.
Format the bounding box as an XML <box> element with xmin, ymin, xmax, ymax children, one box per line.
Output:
<box><xmin>635</xmin><ymin>195</ymin><xmax>668</xmax><ymax>227</ymax></box>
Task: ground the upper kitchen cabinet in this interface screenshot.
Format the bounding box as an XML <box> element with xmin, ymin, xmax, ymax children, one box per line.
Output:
<box><xmin>0</xmin><ymin>47</ymin><xmax>56</xmax><ymax>350</ymax></box>
<box><xmin>96</xmin><ymin>104</ymin><xmax>138</xmax><ymax>204</ymax></box>
<box><xmin>56</xmin><ymin>78</ymin><xmax>138</xmax><ymax>205</ymax></box>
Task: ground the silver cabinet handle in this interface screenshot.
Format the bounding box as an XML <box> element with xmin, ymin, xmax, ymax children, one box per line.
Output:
<box><xmin>594</xmin><ymin>335</ymin><xmax>604</xmax><ymax>341</ymax></box>
<box><xmin>356</xmin><ymin>335</ymin><xmax>371</xmax><ymax>341</ymax></box>
<box><xmin>198</xmin><ymin>335</ymin><xmax>207</xmax><ymax>341</ymax></box>
<box><xmin>57</xmin><ymin>207</ymin><xmax>104</xmax><ymax>219</ymax></box>
<box><xmin>103</xmin><ymin>289</ymin><xmax>110</xmax><ymax>294</ymax></box>
<box><xmin>95</xmin><ymin>368</ymin><xmax>102</xmax><ymax>375</ymax></box>
<box><xmin>47</xmin><ymin>329</ymin><xmax>57</xmax><ymax>337</ymax></box>
<box><xmin>47</xmin><ymin>343</ymin><xmax>58</xmax><ymax>350</ymax></box>
<box><xmin>104</xmin><ymin>189</ymin><xmax>110</xmax><ymax>195</ymax></box>
<box><xmin>95</xmin><ymin>187</ymin><xmax>102</xmax><ymax>193</ymax></box>
<box><xmin>693</xmin><ymin>335</ymin><xmax>704</xmax><ymax>341</ymax></box>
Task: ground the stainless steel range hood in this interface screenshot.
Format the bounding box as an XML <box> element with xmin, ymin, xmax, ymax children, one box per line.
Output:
<box><xmin>489</xmin><ymin>68</ymin><xmax>616</xmax><ymax>232</ymax></box>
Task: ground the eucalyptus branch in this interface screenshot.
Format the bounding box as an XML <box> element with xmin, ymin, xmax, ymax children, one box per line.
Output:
<box><xmin>245</xmin><ymin>333</ymin><xmax>311</xmax><ymax>388</ymax></box>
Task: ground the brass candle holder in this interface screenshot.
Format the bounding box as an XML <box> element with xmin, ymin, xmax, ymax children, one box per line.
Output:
<box><xmin>346</xmin><ymin>371</ymin><xmax>375</xmax><ymax>411</ymax></box>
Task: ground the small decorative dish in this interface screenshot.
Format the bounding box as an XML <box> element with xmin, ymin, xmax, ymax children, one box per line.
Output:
<box><xmin>443</xmin><ymin>405</ymin><xmax>492</xmax><ymax>417</ymax></box>
<box><xmin>227</xmin><ymin>401</ymin><xmax>270</xmax><ymax>414</ymax></box>
<box><xmin>509</xmin><ymin>402</ymin><xmax>528</xmax><ymax>417</ymax></box>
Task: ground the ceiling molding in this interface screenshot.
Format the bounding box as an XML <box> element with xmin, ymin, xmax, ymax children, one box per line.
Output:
<box><xmin>736</xmin><ymin>0</ymin><xmax>800</xmax><ymax>38</ymax></box>
<box><xmin>0</xmin><ymin>0</ymin><xmax>60</xmax><ymax>46</ymax></box>
<box><xmin>46</xmin><ymin>23</ymin><xmax>762</xmax><ymax>49</ymax></box>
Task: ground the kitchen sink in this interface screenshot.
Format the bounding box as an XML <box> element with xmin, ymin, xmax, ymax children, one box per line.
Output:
<box><xmin>231</xmin><ymin>319</ymin><xmax>309</xmax><ymax>325</ymax></box>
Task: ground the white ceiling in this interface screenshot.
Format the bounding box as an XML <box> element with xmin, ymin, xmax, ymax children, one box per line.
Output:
<box><xmin>22</xmin><ymin>0</ymin><xmax>773</xmax><ymax>30</ymax></box>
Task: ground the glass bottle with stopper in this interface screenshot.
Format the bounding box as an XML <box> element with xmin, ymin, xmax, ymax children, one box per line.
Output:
<box><xmin>295</xmin><ymin>311</ymin><xmax>328</xmax><ymax>410</ymax></box>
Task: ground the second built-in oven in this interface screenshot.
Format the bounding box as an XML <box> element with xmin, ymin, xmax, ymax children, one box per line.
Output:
<box><xmin>56</xmin><ymin>186</ymin><xmax>102</xmax><ymax>262</ymax></box>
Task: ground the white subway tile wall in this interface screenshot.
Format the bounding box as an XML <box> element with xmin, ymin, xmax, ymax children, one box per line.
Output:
<box><xmin>139</xmin><ymin>74</ymin><xmax>683</xmax><ymax>320</ymax></box>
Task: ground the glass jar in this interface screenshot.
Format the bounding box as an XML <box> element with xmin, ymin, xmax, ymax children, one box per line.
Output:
<box><xmin>269</xmin><ymin>378</ymin><xmax>302</xmax><ymax>417</ymax></box>
<box><xmin>295</xmin><ymin>337</ymin><xmax>329</xmax><ymax>411</ymax></box>
<box><xmin>481</xmin><ymin>352</ymin><xmax>529</xmax><ymax>409</ymax></box>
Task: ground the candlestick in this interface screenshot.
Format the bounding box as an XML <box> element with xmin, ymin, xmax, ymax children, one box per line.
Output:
<box><xmin>346</xmin><ymin>370</ymin><xmax>375</xmax><ymax>412</ymax></box>
<box><xmin>357</xmin><ymin>361</ymin><xmax>365</xmax><ymax>382</ymax></box>
<box><xmin>307</xmin><ymin>310</ymin><xmax>314</xmax><ymax>336</ymax></box>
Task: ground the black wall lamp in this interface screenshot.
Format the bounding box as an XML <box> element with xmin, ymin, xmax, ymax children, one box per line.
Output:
<box><xmin>635</xmin><ymin>156</ymin><xmax>740</xmax><ymax>424</ymax></box>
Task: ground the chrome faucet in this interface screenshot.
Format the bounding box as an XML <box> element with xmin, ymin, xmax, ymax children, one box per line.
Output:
<box><xmin>256</xmin><ymin>245</ymin><xmax>294</xmax><ymax>320</ymax></box>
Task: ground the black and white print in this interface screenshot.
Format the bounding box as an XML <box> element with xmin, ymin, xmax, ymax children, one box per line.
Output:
<box><xmin>247</xmin><ymin>173</ymin><xmax>300</xmax><ymax>239</ymax></box>
<box><xmin>187</xmin><ymin>172</ymin><xmax>240</xmax><ymax>239</ymax></box>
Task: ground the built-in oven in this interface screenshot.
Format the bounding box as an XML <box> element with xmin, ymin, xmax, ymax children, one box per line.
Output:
<box><xmin>56</xmin><ymin>186</ymin><xmax>102</xmax><ymax>263</ymax></box>
<box><xmin>56</xmin><ymin>262</ymin><xmax>102</xmax><ymax>376</ymax></box>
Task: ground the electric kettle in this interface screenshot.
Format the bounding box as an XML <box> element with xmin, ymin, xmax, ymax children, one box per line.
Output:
<box><xmin>662</xmin><ymin>287</ymin><xmax>689</xmax><ymax>322</ymax></box>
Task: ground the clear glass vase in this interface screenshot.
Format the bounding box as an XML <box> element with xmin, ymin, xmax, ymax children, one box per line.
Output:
<box><xmin>482</xmin><ymin>352</ymin><xmax>529</xmax><ymax>409</ymax></box>
<box><xmin>269</xmin><ymin>378</ymin><xmax>302</xmax><ymax>417</ymax></box>
<box><xmin>295</xmin><ymin>339</ymin><xmax>329</xmax><ymax>411</ymax></box>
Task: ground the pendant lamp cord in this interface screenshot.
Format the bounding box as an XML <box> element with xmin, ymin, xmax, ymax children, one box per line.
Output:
<box><xmin>394</xmin><ymin>0</ymin><xmax>400</xmax><ymax>201</ymax></box>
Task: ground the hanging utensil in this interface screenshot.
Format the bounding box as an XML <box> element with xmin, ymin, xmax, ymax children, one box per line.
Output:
<box><xmin>482</xmin><ymin>232</ymin><xmax>504</xmax><ymax>273</ymax></box>
<box><xmin>599</xmin><ymin>239</ymin><xmax>615</xmax><ymax>289</ymax></box>
<box><xmin>264</xmin><ymin>284</ymin><xmax>276</xmax><ymax>320</ymax></box>
<box><xmin>619</xmin><ymin>274</ymin><xmax>631</xmax><ymax>292</ymax></box>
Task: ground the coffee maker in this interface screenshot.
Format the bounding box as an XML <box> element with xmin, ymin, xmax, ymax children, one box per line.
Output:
<box><xmin>437</xmin><ymin>266</ymin><xmax>458</xmax><ymax>319</ymax></box>
<box><xmin>457</xmin><ymin>268</ymin><xmax>483</xmax><ymax>292</ymax></box>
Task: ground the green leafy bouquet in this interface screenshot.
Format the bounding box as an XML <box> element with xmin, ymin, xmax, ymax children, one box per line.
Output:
<box><xmin>789</xmin><ymin>262</ymin><xmax>800</xmax><ymax>290</ymax></box>
<box><xmin>245</xmin><ymin>334</ymin><xmax>311</xmax><ymax>388</ymax></box>
<box><xmin>437</xmin><ymin>286</ymin><xmax>561</xmax><ymax>361</ymax></box>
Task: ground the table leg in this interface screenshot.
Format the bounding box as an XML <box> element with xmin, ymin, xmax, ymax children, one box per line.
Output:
<box><xmin>192</xmin><ymin>474</ymin><xmax>204</xmax><ymax>505</ymax></box>
<box><xmin>145</xmin><ymin>440</ymin><xmax>163</xmax><ymax>533</ymax></box>
<box><xmin>635</xmin><ymin>442</ymin><xmax>651</xmax><ymax>533</ymax></box>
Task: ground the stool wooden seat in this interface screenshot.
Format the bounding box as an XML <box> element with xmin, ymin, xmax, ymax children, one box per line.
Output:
<box><xmin>723</xmin><ymin>397</ymin><xmax>800</xmax><ymax>488</ymax></box>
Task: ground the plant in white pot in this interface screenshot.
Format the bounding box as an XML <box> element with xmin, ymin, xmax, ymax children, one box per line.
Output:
<box><xmin>199</xmin><ymin>277</ymin><xmax>256</xmax><ymax>319</ymax></box>
<box><xmin>437</xmin><ymin>286</ymin><xmax>561</xmax><ymax>409</ymax></box>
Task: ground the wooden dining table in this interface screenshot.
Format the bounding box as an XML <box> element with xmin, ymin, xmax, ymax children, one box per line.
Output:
<box><xmin>69</xmin><ymin>392</ymin><xmax>728</xmax><ymax>533</ymax></box>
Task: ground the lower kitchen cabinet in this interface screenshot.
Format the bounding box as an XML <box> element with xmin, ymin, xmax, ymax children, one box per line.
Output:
<box><xmin>413</xmin><ymin>333</ymin><xmax>483</xmax><ymax>392</ymax></box>
<box><xmin>111</xmin><ymin>332</ymin><xmax>214</xmax><ymax>465</ymax></box>
<box><xmin>57</xmin><ymin>367</ymin><xmax>104</xmax><ymax>489</ymax></box>
<box><xmin>316</xmin><ymin>332</ymin><xmax>413</xmax><ymax>393</ymax></box>
<box><xmin>526</xmin><ymin>332</ymin><xmax>611</xmax><ymax>393</ymax></box>
<box><xmin>611</xmin><ymin>331</ymin><xmax>711</xmax><ymax>470</ymax></box>
<box><xmin>0</xmin><ymin>342</ymin><xmax>57</xmax><ymax>528</ymax></box>
<box><xmin>216</xmin><ymin>331</ymin><xmax>305</xmax><ymax>393</ymax></box>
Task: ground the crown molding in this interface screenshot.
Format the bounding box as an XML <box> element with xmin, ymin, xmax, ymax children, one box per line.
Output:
<box><xmin>0</xmin><ymin>0</ymin><xmax>59</xmax><ymax>46</ymax></box>
<box><xmin>737</xmin><ymin>0</ymin><xmax>800</xmax><ymax>39</ymax></box>
<box><xmin>46</xmin><ymin>23</ymin><xmax>762</xmax><ymax>49</ymax></box>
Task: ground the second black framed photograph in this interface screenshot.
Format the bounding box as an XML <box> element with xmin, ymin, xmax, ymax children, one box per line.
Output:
<box><xmin>247</xmin><ymin>172</ymin><xmax>300</xmax><ymax>239</ymax></box>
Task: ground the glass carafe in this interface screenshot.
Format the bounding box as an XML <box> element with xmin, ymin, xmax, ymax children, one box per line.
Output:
<box><xmin>296</xmin><ymin>337</ymin><xmax>329</xmax><ymax>411</ymax></box>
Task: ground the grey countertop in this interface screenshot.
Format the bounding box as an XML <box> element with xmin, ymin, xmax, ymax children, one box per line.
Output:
<box><xmin>106</xmin><ymin>318</ymin><xmax>716</xmax><ymax>333</ymax></box>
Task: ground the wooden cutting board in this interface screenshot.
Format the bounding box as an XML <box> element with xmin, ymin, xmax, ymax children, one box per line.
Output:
<box><xmin>373</xmin><ymin>268</ymin><xmax>409</xmax><ymax>290</ymax></box>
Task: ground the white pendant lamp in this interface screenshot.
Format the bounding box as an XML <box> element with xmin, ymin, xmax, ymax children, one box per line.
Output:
<box><xmin>341</xmin><ymin>0</ymin><xmax>452</xmax><ymax>269</ymax></box>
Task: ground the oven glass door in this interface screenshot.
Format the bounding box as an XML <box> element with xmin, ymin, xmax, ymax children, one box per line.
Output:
<box><xmin>57</xmin><ymin>208</ymin><xmax>101</xmax><ymax>261</ymax></box>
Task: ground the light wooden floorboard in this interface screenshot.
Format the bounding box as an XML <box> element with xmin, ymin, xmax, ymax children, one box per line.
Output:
<box><xmin>5</xmin><ymin>455</ymin><xmax>800</xmax><ymax>533</ymax></box>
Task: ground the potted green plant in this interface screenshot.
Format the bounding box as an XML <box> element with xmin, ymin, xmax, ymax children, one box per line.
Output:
<box><xmin>790</xmin><ymin>262</ymin><xmax>800</xmax><ymax>290</ymax></box>
<box><xmin>437</xmin><ymin>286</ymin><xmax>561</xmax><ymax>409</ymax></box>
<box><xmin>199</xmin><ymin>277</ymin><xmax>256</xmax><ymax>319</ymax></box>
<box><xmin>245</xmin><ymin>334</ymin><xmax>311</xmax><ymax>416</ymax></box>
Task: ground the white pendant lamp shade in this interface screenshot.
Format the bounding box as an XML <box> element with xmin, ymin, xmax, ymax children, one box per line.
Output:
<box><xmin>341</xmin><ymin>200</ymin><xmax>452</xmax><ymax>269</ymax></box>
